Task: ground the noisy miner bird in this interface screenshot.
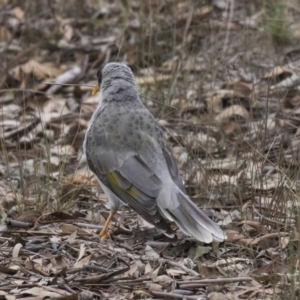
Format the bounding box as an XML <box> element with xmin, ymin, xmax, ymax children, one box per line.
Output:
<box><xmin>84</xmin><ymin>62</ymin><xmax>225</xmax><ymax>243</ymax></box>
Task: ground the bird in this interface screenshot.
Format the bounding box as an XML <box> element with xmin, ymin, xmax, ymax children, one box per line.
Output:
<box><xmin>84</xmin><ymin>62</ymin><xmax>225</xmax><ymax>243</ymax></box>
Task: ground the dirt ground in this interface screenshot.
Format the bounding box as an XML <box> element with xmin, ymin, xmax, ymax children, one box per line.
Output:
<box><xmin>1</xmin><ymin>0</ymin><xmax>300</xmax><ymax>299</ymax></box>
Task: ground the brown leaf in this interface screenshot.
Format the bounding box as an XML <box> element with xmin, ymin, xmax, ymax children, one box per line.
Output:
<box><xmin>215</xmin><ymin>105</ymin><xmax>249</xmax><ymax>123</ymax></box>
<box><xmin>238</xmin><ymin>220</ymin><xmax>268</xmax><ymax>234</ymax></box>
<box><xmin>17</xmin><ymin>210</ymin><xmax>42</xmax><ymax>222</ymax></box>
<box><xmin>263</xmin><ymin>66</ymin><xmax>293</xmax><ymax>80</ymax></box>
<box><xmin>230</xmin><ymin>81</ymin><xmax>253</xmax><ymax>97</ymax></box>
<box><xmin>20</xmin><ymin>287</ymin><xmax>61</xmax><ymax>298</ymax></box>
<box><xmin>0</xmin><ymin>265</ymin><xmax>18</xmax><ymax>275</ymax></box>
<box><xmin>13</xmin><ymin>7</ymin><xmax>25</xmax><ymax>21</ymax></box>
<box><xmin>59</xmin><ymin>224</ymin><xmax>90</xmax><ymax>235</ymax></box>
<box><xmin>11</xmin><ymin>60</ymin><xmax>63</xmax><ymax>81</ymax></box>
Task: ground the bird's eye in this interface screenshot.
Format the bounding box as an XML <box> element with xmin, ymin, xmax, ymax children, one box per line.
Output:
<box><xmin>97</xmin><ymin>67</ymin><xmax>103</xmax><ymax>85</ymax></box>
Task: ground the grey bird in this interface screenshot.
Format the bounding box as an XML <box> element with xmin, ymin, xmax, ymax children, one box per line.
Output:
<box><xmin>84</xmin><ymin>62</ymin><xmax>225</xmax><ymax>243</ymax></box>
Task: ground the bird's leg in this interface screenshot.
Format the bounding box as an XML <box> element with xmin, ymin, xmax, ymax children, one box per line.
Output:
<box><xmin>99</xmin><ymin>210</ymin><xmax>116</xmax><ymax>240</ymax></box>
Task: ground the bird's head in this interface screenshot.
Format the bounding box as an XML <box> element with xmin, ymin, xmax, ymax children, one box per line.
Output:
<box><xmin>92</xmin><ymin>63</ymin><xmax>137</xmax><ymax>102</ymax></box>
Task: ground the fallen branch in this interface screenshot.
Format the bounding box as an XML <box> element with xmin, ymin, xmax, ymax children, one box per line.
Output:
<box><xmin>152</xmin><ymin>291</ymin><xmax>206</xmax><ymax>300</ymax></box>
<box><xmin>5</xmin><ymin>218</ymin><xmax>32</xmax><ymax>228</ymax></box>
<box><xmin>179</xmin><ymin>277</ymin><xmax>252</xmax><ymax>289</ymax></box>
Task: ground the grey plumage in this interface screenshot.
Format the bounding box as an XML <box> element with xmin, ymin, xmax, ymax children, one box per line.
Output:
<box><xmin>84</xmin><ymin>62</ymin><xmax>225</xmax><ymax>243</ymax></box>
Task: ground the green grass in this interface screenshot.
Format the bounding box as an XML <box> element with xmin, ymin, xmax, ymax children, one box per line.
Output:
<box><xmin>264</xmin><ymin>0</ymin><xmax>292</xmax><ymax>44</ymax></box>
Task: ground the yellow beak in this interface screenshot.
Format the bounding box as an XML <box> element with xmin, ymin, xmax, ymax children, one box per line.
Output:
<box><xmin>92</xmin><ymin>85</ymin><xmax>100</xmax><ymax>95</ymax></box>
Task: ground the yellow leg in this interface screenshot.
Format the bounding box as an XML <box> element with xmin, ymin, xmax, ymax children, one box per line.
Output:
<box><xmin>99</xmin><ymin>211</ymin><xmax>116</xmax><ymax>240</ymax></box>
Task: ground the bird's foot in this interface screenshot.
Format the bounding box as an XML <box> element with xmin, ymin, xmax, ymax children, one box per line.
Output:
<box><xmin>99</xmin><ymin>228</ymin><xmax>108</xmax><ymax>240</ymax></box>
<box><xmin>99</xmin><ymin>211</ymin><xmax>116</xmax><ymax>240</ymax></box>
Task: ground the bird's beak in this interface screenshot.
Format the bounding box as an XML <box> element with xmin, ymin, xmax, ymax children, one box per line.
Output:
<box><xmin>92</xmin><ymin>85</ymin><xmax>100</xmax><ymax>95</ymax></box>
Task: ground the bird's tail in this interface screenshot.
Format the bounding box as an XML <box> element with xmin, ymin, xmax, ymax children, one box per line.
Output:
<box><xmin>160</xmin><ymin>188</ymin><xmax>225</xmax><ymax>243</ymax></box>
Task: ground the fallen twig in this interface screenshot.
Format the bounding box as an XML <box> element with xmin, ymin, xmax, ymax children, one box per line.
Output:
<box><xmin>179</xmin><ymin>277</ymin><xmax>252</xmax><ymax>289</ymax></box>
<box><xmin>152</xmin><ymin>291</ymin><xmax>207</xmax><ymax>300</ymax></box>
<box><xmin>5</xmin><ymin>218</ymin><xmax>32</xmax><ymax>228</ymax></box>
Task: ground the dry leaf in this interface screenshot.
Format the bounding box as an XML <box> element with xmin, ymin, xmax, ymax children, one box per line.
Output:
<box><xmin>11</xmin><ymin>60</ymin><xmax>63</xmax><ymax>80</ymax></box>
<box><xmin>20</xmin><ymin>287</ymin><xmax>61</xmax><ymax>298</ymax></box>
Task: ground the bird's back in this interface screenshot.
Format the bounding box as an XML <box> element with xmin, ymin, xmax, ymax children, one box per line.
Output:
<box><xmin>85</xmin><ymin>98</ymin><xmax>167</xmax><ymax>165</ymax></box>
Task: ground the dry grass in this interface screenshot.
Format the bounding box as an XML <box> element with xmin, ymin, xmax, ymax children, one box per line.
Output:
<box><xmin>1</xmin><ymin>0</ymin><xmax>300</xmax><ymax>298</ymax></box>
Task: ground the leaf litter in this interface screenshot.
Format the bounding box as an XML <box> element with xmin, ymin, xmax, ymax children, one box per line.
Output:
<box><xmin>1</xmin><ymin>0</ymin><xmax>300</xmax><ymax>299</ymax></box>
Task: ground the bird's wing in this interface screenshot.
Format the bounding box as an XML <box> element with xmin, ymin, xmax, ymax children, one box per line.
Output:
<box><xmin>85</xmin><ymin>124</ymin><xmax>173</xmax><ymax>234</ymax></box>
